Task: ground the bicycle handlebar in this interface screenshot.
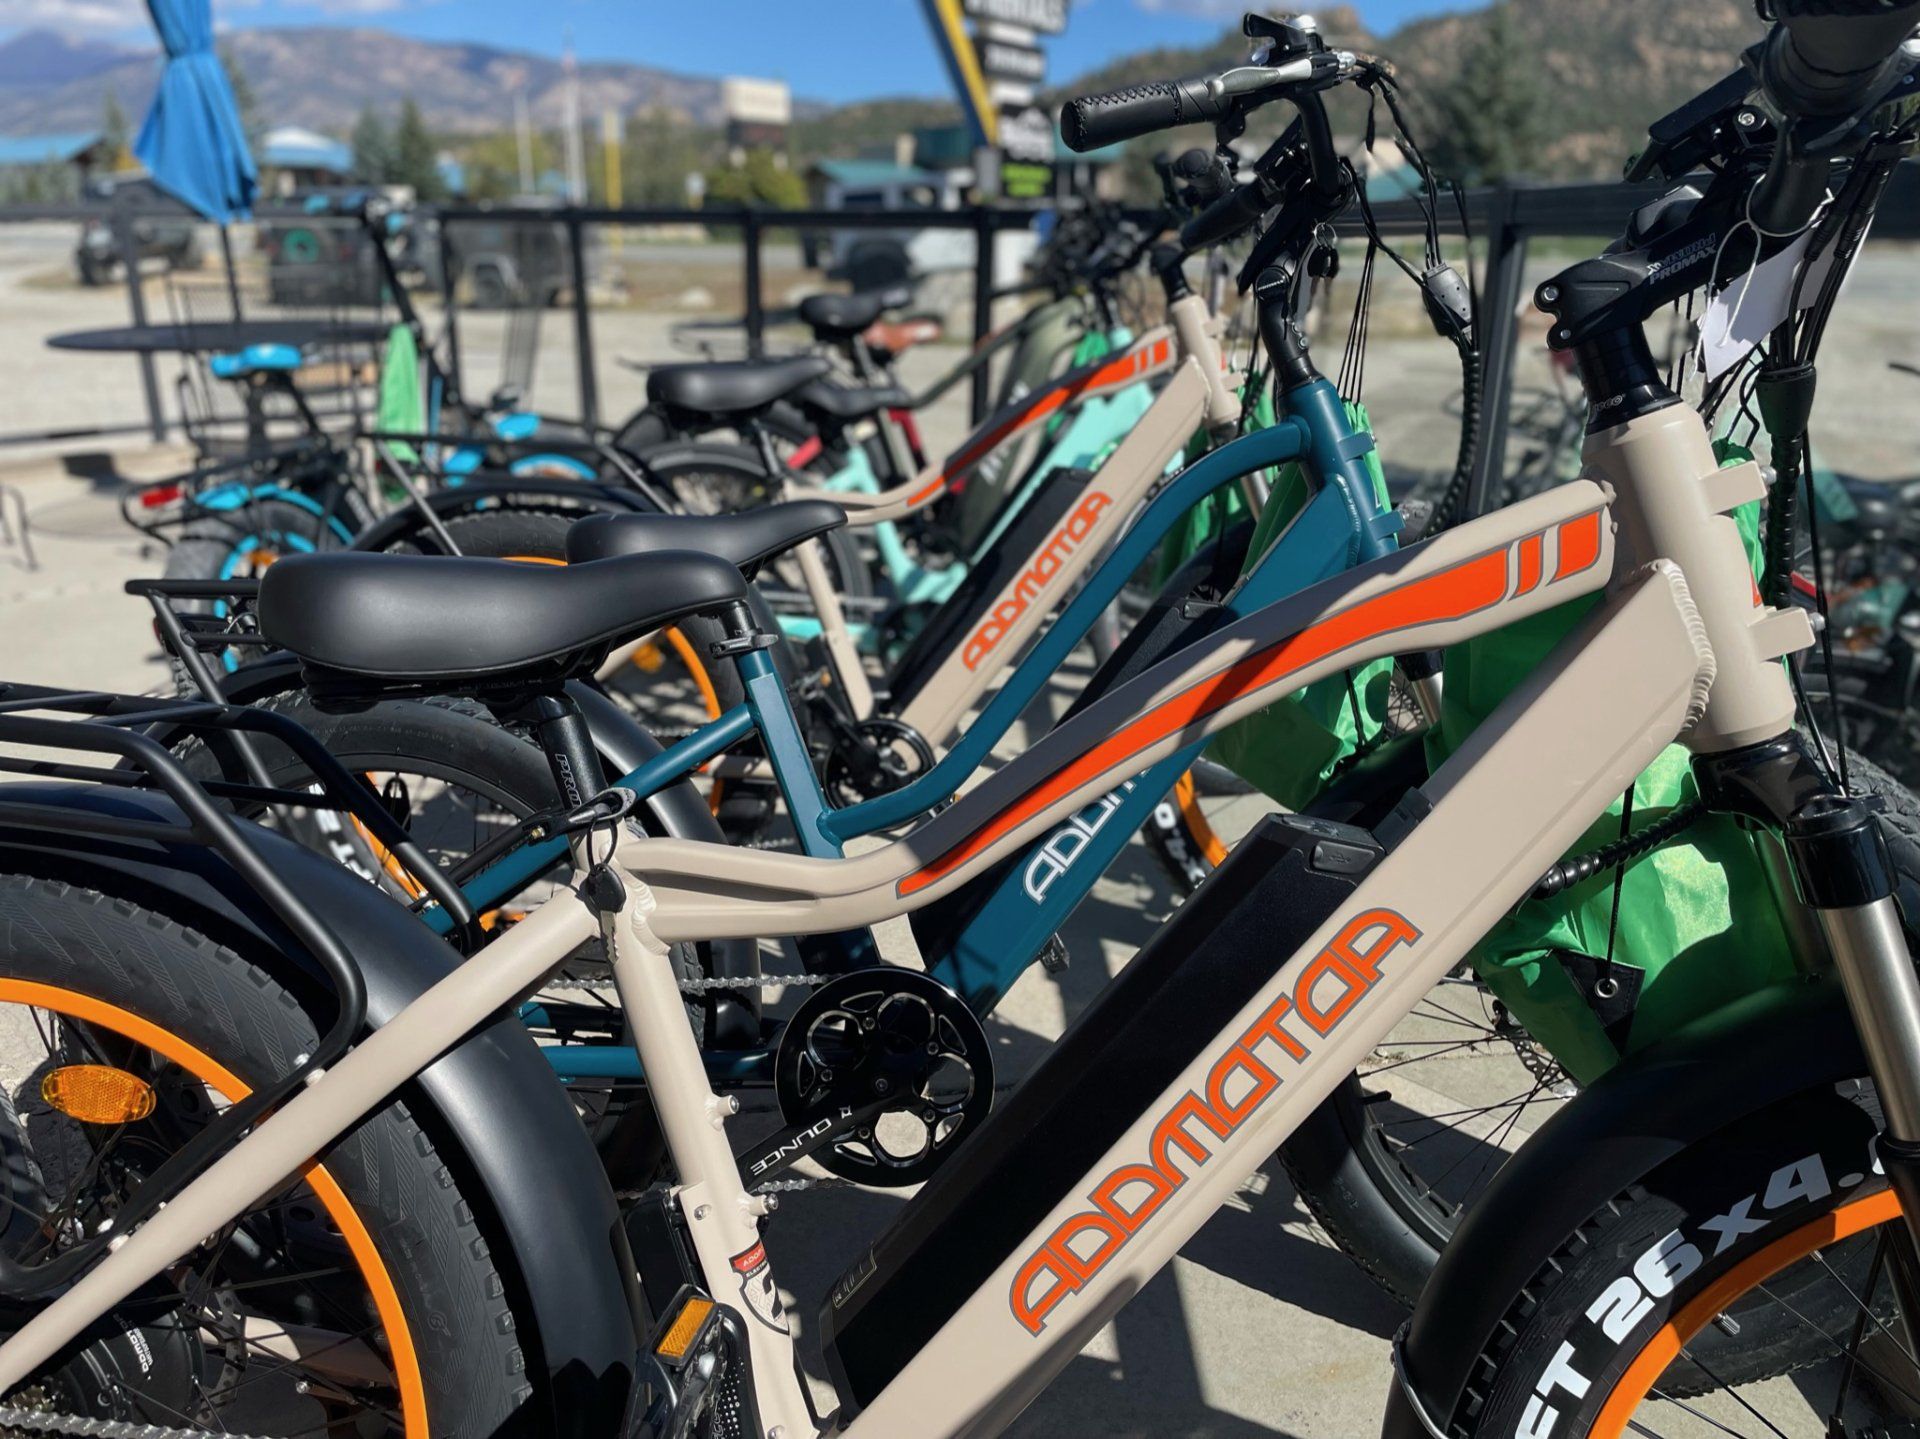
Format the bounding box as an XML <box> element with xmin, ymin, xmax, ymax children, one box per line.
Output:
<box><xmin>1765</xmin><ymin>0</ymin><xmax>1919</xmax><ymax>116</ymax></box>
<box><xmin>1750</xmin><ymin>0</ymin><xmax>1919</xmax><ymax>230</ymax></box>
<box><xmin>1061</xmin><ymin>57</ymin><xmax>1319</xmax><ymax>152</ymax></box>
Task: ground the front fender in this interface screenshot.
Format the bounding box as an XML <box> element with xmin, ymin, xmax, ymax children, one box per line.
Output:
<box><xmin>0</xmin><ymin>783</ymin><xmax>643</xmax><ymax>1438</ymax></box>
<box><xmin>1383</xmin><ymin>975</ymin><xmax>1863</xmax><ymax>1437</ymax></box>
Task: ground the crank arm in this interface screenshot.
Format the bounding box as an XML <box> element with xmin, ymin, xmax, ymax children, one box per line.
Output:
<box><xmin>736</xmin><ymin>1098</ymin><xmax>888</xmax><ymax>1185</ymax></box>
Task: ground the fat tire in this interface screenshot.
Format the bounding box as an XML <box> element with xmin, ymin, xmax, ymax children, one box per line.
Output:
<box><xmin>0</xmin><ymin>872</ymin><xmax>537</xmax><ymax>1436</ymax></box>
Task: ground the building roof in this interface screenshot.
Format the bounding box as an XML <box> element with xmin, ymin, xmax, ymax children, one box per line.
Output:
<box><xmin>0</xmin><ymin>132</ymin><xmax>105</xmax><ymax>167</ymax></box>
<box><xmin>811</xmin><ymin>158</ymin><xmax>941</xmax><ymax>190</ymax></box>
<box><xmin>261</xmin><ymin>126</ymin><xmax>352</xmax><ymax>175</ymax></box>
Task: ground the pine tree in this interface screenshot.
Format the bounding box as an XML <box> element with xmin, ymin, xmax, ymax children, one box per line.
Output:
<box><xmin>1427</xmin><ymin>2</ymin><xmax>1547</xmax><ymax>186</ymax></box>
<box><xmin>100</xmin><ymin>90</ymin><xmax>129</xmax><ymax>169</ymax></box>
<box><xmin>392</xmin><ymin>99</ymin><xmax>445</xmax><ymax>201</ymax></box>
<box><xmin>221</xmin><ymin>47</ymin><xmax>265</xmax><ymax>155</ymax></box>
<box><xmin>351</xmin><ymin>106</ymin><xmax>392</xmax><ymax>185</ymax></box>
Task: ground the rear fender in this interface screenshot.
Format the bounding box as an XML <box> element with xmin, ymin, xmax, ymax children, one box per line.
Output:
<box><xmin>151</xmin><ymin>655</ymin><xmax>760</xmax><ymax>1032</ymax></box>
<box><xmin>1383</xmin><ymin>976</ymin><xmax>1865</xmax><ymax>1437</ymax></box>
<box><xmin>350</xmin><ymin>478</ymin><xmax>652</xmax><ymax>554</ymax></box>
<box><xmin>0</xmin><ymin>783</ymin><xmax>644</xmax><ymax>1438</ymax></box>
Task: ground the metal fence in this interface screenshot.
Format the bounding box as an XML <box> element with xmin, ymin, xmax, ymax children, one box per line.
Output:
<box><xmin>4</xmin><ymin>162</ymin><xmax>1918</xmax><ymax>476</ymax></box>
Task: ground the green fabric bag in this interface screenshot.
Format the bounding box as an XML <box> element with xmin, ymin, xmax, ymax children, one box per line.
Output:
<box><xmin>1207</xmin><ymin>429</ymin><xmax>1801</xmax><ymax>1084</ymax></box>
<box><xmin>1150</xmin><ymin>383</ymin><xmax>1278</xmax><ymax>590</ymax></box>
<box><xmin>376</xmin><ymin>322</ymin><xmax>424</xmax><ymax>471</ymax></box>
<box><xmin>1204</xmin><ymin>400</ymin><xmax>1396</xmax><ymax>809</ymax></box>
<box><xmin>1421</xmin><ymin>442</ymin><xmax>1796</xmax><ymax>1084</ymax></box>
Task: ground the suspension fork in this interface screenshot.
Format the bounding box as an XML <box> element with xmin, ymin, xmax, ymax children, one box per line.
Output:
<box><xmin>1694</xmin><ymin>733</ymin><xmax>1920</xmax><ymax>1264</ymax></box>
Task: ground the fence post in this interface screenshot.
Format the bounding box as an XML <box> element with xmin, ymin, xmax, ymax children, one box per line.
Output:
<box><xmin>970</xmin><ymin>206</ymin><xmax>996</xmax><ymax>426</ymax></box>
<box><xmin>114</xmin><ymin>206</ymin><xmax>166</xmax><ymax>443</ymax></box>
<box><xmin>437</xmin><ymin>216</ymin><xmax>464</xmax><ymax>409</ymax></box>
<box><xmin>743</xmin><ymin>207</ymin><xmax>765</xmax><ymax>359</ymax></box>
<box><xmin>1464</xmin><ymin>184</ymin><xmax>1529</xmax><ymax>520</ymax></box>
<box><xmin>567</xmin><ymin>213</ymin><xmax>600</xmax><ymax>428</ymax></box>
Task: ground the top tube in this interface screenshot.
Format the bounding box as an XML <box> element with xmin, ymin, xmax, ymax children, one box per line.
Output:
<box><xmin>822</xmin><ymin>380</ymin><xmax>1388</xmax><ymax>841</ymax></box>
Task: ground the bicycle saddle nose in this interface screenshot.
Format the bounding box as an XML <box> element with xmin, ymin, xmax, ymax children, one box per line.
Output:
<box><xmin>566</xmin><ymin>499</ymin><xmax>846</xmax><ymax>577</ymax></box>
<box><xmin>798</xmin><ymin>285</ymin><xmax>911</xmax><ymax>340</ymax></box>
<box><xmin>647</xmin><ymin>355</ymin><xmax>831</xmax><ymax>417</ymax></box>
<box><xmin>256</xmin><ymin>549</ymin><xmax>747</xmax><ymax>700</ymax></box>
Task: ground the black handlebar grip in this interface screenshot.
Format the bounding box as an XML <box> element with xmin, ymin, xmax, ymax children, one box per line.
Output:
<box><xmin>1179</xmin><ymin>174</ymin><xmax>1281</xmax><ymax>253</ymax></box>
<box><xmin>1060</xmin><ymin>79</ymin><xmax>1227</xmax><ymax>152</ymax></box>
<box><xmin>1764</xmin><ymin>0</ymin><xmax>1920</xmax><ymax>116</ymax></box>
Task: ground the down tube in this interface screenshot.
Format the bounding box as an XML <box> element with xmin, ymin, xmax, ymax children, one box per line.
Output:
<box><xmin>929</xmin><ymin>481</ymin><xmax>1366</xmax><ymax>1011</ymax></box>
<box><xmin>839</xmin><ymin>563</ymin><xmax>1713</xmax><ymax>1439</ymax></box>
<box><xmin>826</xmin><ymin>414</ymin><xmax>1316</xmax><ymax>840</ymax></box>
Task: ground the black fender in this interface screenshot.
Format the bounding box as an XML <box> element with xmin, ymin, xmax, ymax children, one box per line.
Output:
<box><xmin>150</xmin><ymin>652</ymin><xmax>761</xmax><ymax>1033</ymax></box>
<box><xmin>0</xmin><ymin>782</ymin><xmax>644</xmax><ymax>1438</ymax></box>
<box><xmin>1382</xmin><ymin>975</ymin><xmax>1865</xmax><ymax>1437</ymax></box>
<box><xmin>172</xmin><ymin>652</ymin><xmax>717</xmax><ymax>842</ymax></box>
<box><xmin>350</xmin><ymin>477</ymin><xmax>654</xmax><ymax>554</ymax></box>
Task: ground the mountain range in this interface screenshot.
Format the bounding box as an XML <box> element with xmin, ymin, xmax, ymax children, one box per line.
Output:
<box><xmin>0</xmin><ymin>25</ymin><xmax>739</xmax><ymax>138</ymax></box>
<box><xmin>0</xmin><ymin>1</ymin><xmax>1767</xmax><ymax>179</ymax></box>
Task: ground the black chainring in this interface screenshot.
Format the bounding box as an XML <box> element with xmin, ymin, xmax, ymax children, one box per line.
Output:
<box><xmin>822</xmin><ymin>718</ymin><xmax>934</xmax><ymax>806</ymax></box>
<box><xmin>772</xmin><ymin>969</ymin><xmax>992</xmax><ymax>1187</ymax></box>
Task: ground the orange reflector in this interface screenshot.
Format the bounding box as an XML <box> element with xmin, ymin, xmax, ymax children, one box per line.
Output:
<box><xmin>655</xmin><ymin>1295</ymin><xmax>714</xmax><ymax>1362</ymax></box>
<box><xmin>632</xmin><ymin>642</ymin><xmax>666</xmax><ymax>674</ymax></box>
<box><xmin>41</xmin><ymin>1065</ymin><xmax>156</xmax><ymax>1124</ymax></box>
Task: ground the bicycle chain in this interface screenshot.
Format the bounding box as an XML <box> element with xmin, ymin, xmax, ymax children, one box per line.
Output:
<box><xmin>544</xmin><ymin>972</ymin><xmax>834</xmax><ymax>994</ymax></box>
<box><xmin>0</xmin><ymin>1405</ymin><xmax>273</xmax><ymax>1439</ymax></box>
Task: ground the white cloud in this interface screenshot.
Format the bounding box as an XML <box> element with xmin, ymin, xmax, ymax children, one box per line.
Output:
<box><xmin>278</xmin><ymin>0</ymin><xmax>422</xmax><ymax>12</ymax></box>
<box><xmin>1132</xmin><ymin>0</ymin><xmax>1251</xmax><ymax>15</ymax></box>
<box><xmin>0</xmin><ymin>0</ymin><xmax>146</xmax><ymax>33</ymax></box>
<box><xmin>0</xmin><ymin>0</ymin><xmax>255</xmax><ymax>36</ymax></box>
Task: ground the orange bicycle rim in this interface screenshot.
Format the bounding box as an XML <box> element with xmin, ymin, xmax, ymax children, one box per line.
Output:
<box><xmin>1589</xmin><ymin>1187</ymin><xmax>1902</xmax><ymax>1436</ymax></box>
<box><xmin>1174</xmin><ymin>769</ymin><xmax>1229</xmax><ymax>868</ymax></box>
<box><xmin>0</xmin><ymin>979</ymin><xmax>429</xmax><ymax>1436</ymax></box>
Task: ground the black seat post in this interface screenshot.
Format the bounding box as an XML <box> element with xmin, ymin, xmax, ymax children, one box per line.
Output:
<box><xmin>745</xmin><ymin>417</ymin><xmax>789</xmax><ymax>489</ymax></box>
<box><xmin>847</xmin><ymin>334</ymin><xmax>914</xmax><ymax>483</ymax></box>
<box><xmin>499</xmin><ymin>691</ymin><xmax>608</xmax><ymax>810</ymax></box>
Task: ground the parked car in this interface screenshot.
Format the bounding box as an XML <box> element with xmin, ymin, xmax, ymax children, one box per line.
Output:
<box><xmin>256</xmin><ymin>187</ymin><xmax>387</xmax><ymax>306</ymax></box>
<box><xmin>448</xmin><ymin>199</ymin><xmax>571</xmax><ymax>309</ymax></box>
<box><xmin>75</xmin><ymin>174</ymin><xmax>201</xmax><ymax>286</ymax></box>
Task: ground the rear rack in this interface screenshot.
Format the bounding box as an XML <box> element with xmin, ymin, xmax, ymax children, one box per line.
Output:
<box><xmin>117</xmin><ymin>437</ymin><xmax>344</xmax><ymax>544</ymax></box>
<box><xmin>0</xmin><ymin>679</ymin><xmax>474</xmax><ymax>1302</ymax></box>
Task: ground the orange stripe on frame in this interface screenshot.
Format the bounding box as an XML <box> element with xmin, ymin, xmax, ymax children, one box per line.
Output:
<box><xmin>1515</xmin><ymin>533</ymin><xmax>1543</xmax><ymax>595</ymax></box>
<box><xmin>927</xmin><ymin>335</ymin><xmax>1174</xmax><ymax>500</ymax></box>
<box><xmin>898</xmin><ymin>541</ymin><xmax>1516</xmax><ymax>897</ymax></box>
<box><xmin>1553</xmin><ymin>509</ymin><xmax>1604</xmax><ymax>581</ymax></box>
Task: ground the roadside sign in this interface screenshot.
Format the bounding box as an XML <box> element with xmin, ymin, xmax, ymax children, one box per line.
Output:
<box><xmin>999</xmin><ymin>104</ymin><xmax>1055</xmax><ymax>200</ymax></box>
<box><xmin>963</xmin><ymin>0</ymin><xmax>1068</xmax><ymax>35</ymax></box>
<box><xmin>979</xmin><ymin>38</ymin><xmax>1047</xmax><ymax>84</ymax></box>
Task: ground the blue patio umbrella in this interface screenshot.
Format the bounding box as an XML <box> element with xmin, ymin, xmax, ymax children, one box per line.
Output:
<box><xmin>133</xmin><ymin>0</ymin><xmax>257</xmax><ymax>222</ymax></box>
<box><xmin>134</xmin><ymin>0</ymin><xmax>256</xmax><ymax>317</ymax></box>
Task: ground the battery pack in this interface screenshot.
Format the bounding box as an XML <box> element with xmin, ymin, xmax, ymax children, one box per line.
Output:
<box><xmin>818</xmin><ymin>810</ymin><xmax>1387</xmax><ymax>1411</ymax></box>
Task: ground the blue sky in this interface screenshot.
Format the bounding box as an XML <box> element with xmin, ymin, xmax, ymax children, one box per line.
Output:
<box><xmin>4</xmin><ymin>0</ymin><xmax>1483</xmax><ymax>102</ymax></box>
